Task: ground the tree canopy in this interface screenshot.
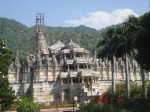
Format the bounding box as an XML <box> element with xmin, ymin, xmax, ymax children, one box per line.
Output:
<box><xmin>135</xmin><ymin>12</ymin><xmax>150</xmax><ymax>70</ymax></box>
<box><xmin>0</xmin><ymin>38</ymin><xmax>14</xmax><ymax>76</ymax></box>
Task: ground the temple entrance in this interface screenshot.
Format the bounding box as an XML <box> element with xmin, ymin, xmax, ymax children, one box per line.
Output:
<box><xmin>84</xmin><ymin>78</ymin><xmax>88</xmax><ymax>88</ymax></box>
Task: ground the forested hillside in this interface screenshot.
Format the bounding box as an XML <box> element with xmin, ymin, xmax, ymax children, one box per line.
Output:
<box><xmin>0</xmin><ymin>17</ymin><xmax>102</xmax><ymax>60</ymax></box>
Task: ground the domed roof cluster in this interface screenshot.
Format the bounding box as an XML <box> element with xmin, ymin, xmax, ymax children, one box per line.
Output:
<box><xmin>63</xmin><ymin>39</ymin><xmax>80</xmax><ymax>49</ymax></box>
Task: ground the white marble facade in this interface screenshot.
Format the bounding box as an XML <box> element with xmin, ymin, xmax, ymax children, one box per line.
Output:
<box><xmin>7</xmin><ymin>13</ymin><xmax>149</xmax><ymax>105</ymax></box>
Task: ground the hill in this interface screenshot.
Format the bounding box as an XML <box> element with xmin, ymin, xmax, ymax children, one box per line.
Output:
<box><xmin>0</xmin><ymin>17</ymin><xmax>103</xmax><ymax>60</ymax></box>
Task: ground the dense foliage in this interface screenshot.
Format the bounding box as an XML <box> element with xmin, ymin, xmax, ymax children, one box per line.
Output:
<box><xmin>102</xmin><ymin>82</ymin><xmax>150</xmax><ymax>111</ymax></box>
<box><xmin>78</xmin><ymin>103</ymin><xmax>117</xmax><ymax>112</ymax></box>
<box><xmin>0</xmin><ymin>77</ymin><xmax>15</xmax><ymax>111</ymax></box>
<box><xmin>103</xmin><ymin>83</ymin><xmax>142</xmax><ymax>99</ymax></box>
<box><xmin>135</xmin><ymin>12</ymin><xmax>150</xmax><ymax>70</ymax></box>
<box><xmin>0</xmin><ymin>18</ymin><xmax>102</xmax><ymax>60</ymax></box>
<box><xmin>97</xmin><ymin>11</ymin><xmax>150</xmax><ymax>71</ymax></box>
<box><xmin>97</xmin><ymin>12</ymin><xmax>150</xmax><ymax>102</ymax></box>
<box><xmin>17</xmin><ymin>97</ymin><xmax>39</xmax><ymax>112</ymax></box>
<box><xmin>0</xmin><ymin>39</ymin><xmax>14</xmax><ymax>76</ymax></box>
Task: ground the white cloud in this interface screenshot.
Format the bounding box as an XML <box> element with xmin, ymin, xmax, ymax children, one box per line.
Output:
<box><xmin>65</xmin><ymin>9</ymin><xmax>139</xmax><ymax>30</ymax></box>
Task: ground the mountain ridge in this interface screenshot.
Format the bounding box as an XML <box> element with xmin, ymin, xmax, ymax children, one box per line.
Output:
<box><xmin>0</xmin><ymin>17</ymin><xmax>103</xmax><ymax>60</ymax></box>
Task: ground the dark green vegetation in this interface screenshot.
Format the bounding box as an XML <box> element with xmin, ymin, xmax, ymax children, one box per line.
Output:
<box><xmin>97</xmin><ymin>11</ymin><xmax>150</xmax><ymax>71</ymax></box>
<box><xmin>78</xmin><ymin>103</ymin><xmax>118</xmax><ymax>112</ymax></box>
<box><xmin>0</xmin><ymin>17</ymin><xmax>102</xmax><ymax>60</ymax></box>
<box><xmin>78</xmin><ymin>83</ymin><xmax>150</xmax><ymax>112</ymax></box>
<box><xmin>103</xmin><ymin>82</ymin><xmax>150</xmax><ymax>111</ymax></box>
<box><xmin>96</xmin><ymin>11</ymin><xmax>150</xmax><ymax>111</ymax></box>
<box><xmin>0</xmin><ymin>39</ymin><xmax>15</xmax><ymax>111</ymax></box>
<box><xmin>0</xmin><ymin>78</ymin><xmax>15</xmax><ymax>111</ymax></box>
<box><xmin>135</xmin><ymin>12</ymin><xmax>150</xmax><ymax>70</ymax></box>
<box><xmin>97</xmin><ymin>12</ymin><xmax>150</xmax><ymax>102</ymax></box>
<box><xmin>0</xmin><ymin>38</ymin><xmax>14</xmax><ymax>76</ymax></box>
<box><xmin>17</xmin><ymin>97</ymin><xmax>39</xmax><ymax>112</ymax></box>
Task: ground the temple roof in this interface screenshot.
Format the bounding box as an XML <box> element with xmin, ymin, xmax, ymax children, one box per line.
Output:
<box><xmin>49</xmin><ymin>40</ymin><xmax>65</xmax><ymax>50</ymax></box>
<box><xmin>63</xmin><ymin>40</ymin><xmax>80</xmax><ymax>49</ymax></box>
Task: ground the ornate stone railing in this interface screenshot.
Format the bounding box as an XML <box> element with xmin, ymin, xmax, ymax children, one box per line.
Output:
<box><xmin>75</xmin><ymin>58</ymin><xmax>88</xmax><ymax>63</ymax></box>
<box><xmin>66</xmin><ymin>59</ymin><xmax>74</xmax><ymax>64</ymax></box>
<box><xmin>60</xmin><ymin>72</ymin><xmax>69</xmax><ymax>78</ymax></box>
<box><xmin>73</xmin><ymin>48</ymin><xmax>85</xmax><ymax>52</ymax></box>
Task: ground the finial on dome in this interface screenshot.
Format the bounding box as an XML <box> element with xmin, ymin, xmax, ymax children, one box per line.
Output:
<box><xmin>16</xmin><ymin>52</ymin><xmax>18</xmax><ymax>59</ymax></box>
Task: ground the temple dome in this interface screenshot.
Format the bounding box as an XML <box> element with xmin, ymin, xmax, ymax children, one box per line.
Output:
<box><xmin>63</xmin><ymin>40</ymin><xmax>80</xmax><ymax>49</ymax></box>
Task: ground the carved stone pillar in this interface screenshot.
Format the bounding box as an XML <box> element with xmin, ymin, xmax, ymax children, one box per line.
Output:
<box><xmin>77</xmin><ymin>64</ymin><xmax>79</xmax><ymax>70</ymax></box>
<box><xmin>82</xmin><ymin>77</ymin><xmax>84</xmax><ymax>83</ymax></box>
<box><xmin>61</xmin><ymin>78</ymin><xmax>63</xmax><ymax>84</ymax></box>
<box><xmin>71</xmin><ymin>78</ymin><xmax>73</xmax><ymax>84</ymax></box>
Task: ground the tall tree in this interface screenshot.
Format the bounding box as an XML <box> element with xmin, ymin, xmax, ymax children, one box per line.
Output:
<box><xmin>115</xmin><ymin>15</ymin><xmax>139</xmax><ymax>100</ymax></box>
<box><xmin>0</xmin><ymin>38</ymin><xmax>15</xmax><ymax>111</ymax></box>
<box><xmin>97</xmin><ymin>27</ymin><xmax>121</xmax><ymax>104</ymax></box>
<box><xmin>135</xmin><ymin>12</ymin><xmax>150</xmax><ymax>71</ymax></box>
<box><xmin>134</xmin><ymin>12</ymin><xmax>150</xmax><ymax>99</ymax></box>
<box><xmin>0</xmin><ymin>38</ymin><xmax>14</xmax><ymax>76</ymax></box>
<box><xmin>120</xmin><ymin>14</ymin><xmax>149</xmax><ymax>99</ymax></box>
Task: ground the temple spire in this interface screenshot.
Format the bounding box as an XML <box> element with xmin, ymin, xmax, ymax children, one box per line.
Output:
<box><xmin>34</xmin><ymin>13</ymin><xmax>49</xmax><ymax>55</ymax></box>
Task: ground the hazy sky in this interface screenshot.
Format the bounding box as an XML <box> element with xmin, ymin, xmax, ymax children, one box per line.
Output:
<box><xmin>0</xmin><ymin>0</ymin><xmax>149</xmax><ymax>29</ymax></box>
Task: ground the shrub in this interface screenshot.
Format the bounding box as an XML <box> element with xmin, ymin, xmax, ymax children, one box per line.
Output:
<box><xmin>17</xmin><ymin>97</ymin><xmax>39</xmax><ymax>112</ymax></box>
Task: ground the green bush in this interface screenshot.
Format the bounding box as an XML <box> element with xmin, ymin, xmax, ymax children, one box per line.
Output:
<box><xmin>17</xmin><ymin>97</ymin><xmax>39</xmax><ymax>112</ymax></box>
<box><xmin>0</xmin><ymin>77</ymin><xmax>15</xmax><ymax>110</ymax></box>
<box><xmin>78</xmin><ymin>103</ymin><xmax>118</xmax><ymax>112</ymax></box>
<box><xmin>103</xmin><ymin>83</ymin><xmax>142</xmax><ymax>99</ymax></box>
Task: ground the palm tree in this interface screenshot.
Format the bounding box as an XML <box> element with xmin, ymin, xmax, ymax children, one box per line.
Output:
<box><xmin>134</xmin><ymin>12</ymin><xmax>150</xmax><ymax>99</ymax></box>
<box><xmin>123</xmin><ymin>14</ymin><xmax>149</xmax><ymax>99</ymax></box>
<box><xmin>114</xmin><ymin>15</ymin><xmax>140</xmax><ymax>99</ymax></box>
<box><xmin>97</xmin><ymin>27</ymin><xmax>121</xmax><ymax>104</ymax></box>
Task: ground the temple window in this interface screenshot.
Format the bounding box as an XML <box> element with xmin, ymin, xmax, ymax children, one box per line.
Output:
<box><xmin>79</xmin><ymin>64</ymin><xmax>84</xmax><ymax>69</ymax></box>
<box><xmin>69</xmin><ymin>65</ymin><xmax>74</xmax><ymax>70</ymax></box>
<box><xmin>88</xmin><ymin>65</ymin><xmax>91</xmax><ymax>69</ymax></box>
<box><xmin>73</xmin><ymin>78</ymin><xmax>78</xmax><ymax>83</ymax></box>
<box><xmin>68</xmin><ymin>78</ymin><xmax>71</xmax><ymax>83</ymax></box>
<box><xmin>63</xmin><ymin>78</ymin><xmax>68</xmax><ymax>84</ymax></box>
<box><xmin>64</xmin><ymin>89</ymin><xmax>70</xmax><ymax>94</ymax></box>
<box><xmin>79</xmin><ymin>78</ymin><xmax>82</xmax><ymax>83</ymax></box>
<box><xmin>75</xmin><ymin>53</ymin><xmax>80</xmax><ymax>57</ymax></box>
<box><xmin>66</xmin><ymin>53</ymin><xmax>71</xmax><ymax>58</ymax></box>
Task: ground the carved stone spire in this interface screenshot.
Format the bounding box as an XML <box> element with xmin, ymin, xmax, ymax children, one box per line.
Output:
<box><xmin>35</xmin><ymin>13</ymin><xmax>49</xmax><ymax>55</ymax></box>
<box><xmin>8</xmin><ymin>52</ymin><xmax>21</xmax><ymax>76</ymax></box>
<box><xmin>14</xmin><ymin>52</ymin><xmax>21</xmax><ymax>68</ymax></box>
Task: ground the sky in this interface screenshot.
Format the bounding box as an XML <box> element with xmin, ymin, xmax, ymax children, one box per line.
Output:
<box><xmin>0</xmin><ymin>0</ymin><xmax>149</xmax><ymax>30</ymax></box>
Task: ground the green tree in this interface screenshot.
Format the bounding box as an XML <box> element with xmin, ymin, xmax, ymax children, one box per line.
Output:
<box><xmin>0</xmin><ymin>77</ymin><xmax>15</xmax><ymax>111</ymax></box>
<box><xmin>97</xmin><ymin>28</ymin><xmax>116</xmax><ymax>103</ymax></box>
<box><xmin>17</xmin><ymin>97</ymin><xmax>39</xmax><ymax>112</ymax></box>
<box><xmin>113</xmin><ymin>15</ymin><xmax>139</xmax><ymax>100</ymax></box>
<box><xmin>135</xmin><ymin>12</ymin><xmax>150</xmax><ymax>70</ymax></box>
<box><xmin>0</xmin><ymin>38</ymin><xmax>14</xmax><ymax>76</ymax></box>
<box><xmin>0</xmin><ymin>38</ymin><xmax>15</xmax><ymax>111</ymax></box>
<box><xmin>97</xmin><ymin>27</ymin><xmax>123</xmax><ymax>104</ymax></box>
<box><xmin>120</xmin><ymin>14</ymin><xmax>148</xmax><ymax>99</ymax></box>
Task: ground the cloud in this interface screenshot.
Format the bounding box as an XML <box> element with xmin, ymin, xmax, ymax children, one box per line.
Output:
<box><xmin>65</xmin><ymin>9</ymin><xmax>139</xmax><ymax>30</ymax></box>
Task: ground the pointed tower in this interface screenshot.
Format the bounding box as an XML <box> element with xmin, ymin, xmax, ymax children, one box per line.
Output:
<box><xmin>34</xmin><ymin>13</ymin><xmax>49</xmax><ymax>56</ymax></box>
